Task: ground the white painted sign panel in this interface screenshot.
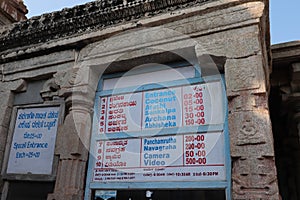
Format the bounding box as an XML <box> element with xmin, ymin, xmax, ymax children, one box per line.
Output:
<box><xmin>182</xmin><ymin>81</ymin><xmax>224</xmax><ymax>126</ymax></box>
<box><xmin>103</xmin><ymin>66</ymin><xmax>195</xmax><ymax>90</ymax></box>
<box><xmin>101</xmin><ymin>93</ymin><xmax>143</xmax><ymax>133</ymax></box>
<box><xmin>7</xmin><ymin>106</ymin><xmax>60</xmax><ymax>175</ymax></box>
<box><xmin>143</xmin><ymin>88</ymin><xmax>182</xmax><ymax>130</ymax></box>
<box><xmin>98</xmin><ymin>81</ymin><xmax>224</xmax><ymax>134</ymax></box>
<box><xmin>93</xmin><ymin>132</ymin><xmax>225</xmax><ymax>182</ymax></box>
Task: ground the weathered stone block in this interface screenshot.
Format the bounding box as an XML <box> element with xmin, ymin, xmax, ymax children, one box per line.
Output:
<box><xmin>228</xmin><ymin>93</ymin><xmax>269</xmax><ymax>112</ymax></box>
<box><xmin>0</xmin><ymin>105</ymin><xmax>12</xmax><ymax>128</ymax></box>
<box><xmin>54</xmin><ymin>67</ymin><xmax>90</xmax><ymax>90</ymax></box>
<box><xmin>229</xmin><ymin>110</ymin><xmax>275</xmax><ymax>157</ymax></box>
<box><xmin>0</xmin><ymin>90</ymin><xmax>14</xmax><ymax>106</ymax></box>
<box><xmin>195</xmin><ymin>25</ymin><xmax>261</xmax><ymax>59</ymax></box>
<box><xmin>225</xmin><ymin>55</ymin><xmax>266</xmax><ymax>97</ymax></box>
<box><xmin>0</xmin><ymin>125</ymin><xmax>9</xmax><ymax>152</ymax></box>
<box><xmin>1</xmin><ymin>50</ymin><xmax>74</xmax><ymax>76</ymax></box>
<box><xmin>55</xmin><ymin>112</ymin><xmax>90</xmax><ymax>160</ymax></box>
<box><xmin>47</xmin><ymin>159</ymin><xmax>86</xmax><ymax>200</ymax></box>
<box><xmin>232</xmin><ymin>156</ymin><xmax>279</xmax><ymax>199</ymax></box>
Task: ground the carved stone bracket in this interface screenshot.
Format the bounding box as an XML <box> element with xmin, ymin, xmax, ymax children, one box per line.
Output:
<box><xmin>232</xmin><ymin>156</ymin><xmax>279</xmax><ymax>199</ymax></box>
<box><xmin>228</xmin><ymin>92</ymin><xmax>269</xmax><ymax>113</ymax></box>
<box><xmin>225</xmin><ymin>56</ymin><xmax>266</xmax><ymax>97</ymax></box>
<box><xmin>229</xmin><ymin>110</ymin><xmax>274</xmax><ymax>157</ymax></box>
<box><xmin>40</xmin><ymin>77</ymin><xmax>60</xmax><ymax>101</ymax></box>
<box><xmin>225</xmin><ymin>54</ymin><xmax>279</xmax><ymax>198</ymax></box>
<box><xmin>47</xmin><ymin>66</ymin><xmax>96</xmax><ymax>200</ymax></box>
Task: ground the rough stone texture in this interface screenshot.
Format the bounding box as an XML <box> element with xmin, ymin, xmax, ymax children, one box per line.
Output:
<box><xmin>194</xmin><ymin>25</ymin><xmax>262</xmax><ymax>59</ymax></box>
<box><xmin>229</xmin><ymin>110</ymin><xmax>274</xmax><ymax>157</ymax></box>
<box><xmin>0</xmin><ymin>0</ymin><xmax>27</xmax><ymax>25</ymax></box>
<box><xmin>0</xmin><ymin>50</ymin><xmax>75</xmax><ymax>81</ymax></box>
<box><xmin>1</xmin><ymin>50</ymin><xmax>74</xmax><ymax>74</ymax></box>
<box><xmin>55</xmin><ymin>108</ymin><xmax>91</xmax><ymax>160</ymax></box>
<box><xmin>0</xmin><ymin>104</ymin><xmax>12</xmax><ymax>129</ymax></box>
<box><xmin>1</xmin><ymin>0</ymin><xmax>265</xmax><ymax>62</ymax></box>
<box><xmin>78</xmin><ymin>2</ymin><xmax>265</xmax><ymax>66</ymax></box>
<box><xmin>47</xmin><ymin>67</ymin><xmax>96</xmax><ymax>200</ymax></box>
<box><xmin>0</xmin><ymin>79</ymin><xmax>26</xmax><ymax>197</ymax></box>
<box><xmin>228</xmin><ymin>92</ymin><xmax>269</xmax><ymax>112</ymax></box>
<box><xmin>0</xmin><ymin>0</ymin><xmax>213</xmax><ymax>54</ymax></box>
<box><xmin>47</xmin><ymin>159</ymin><xmax>86</xmax><ymax>200</ymax></box>
<box><xmin>0</xmin><ymin>79</ymin><xmax>26</xmax><ymax>92</ymax></box>
<box><xmin>232</xmin><ymin>156</ymin><xmax>279</xmax><ymax>199</ymax></box>
<box><xmin>0</xmin><ymin>0</ymin><xmax>280</xmax><ymax>199</ymax></box>
<box><xmin>272</xmin><ymin>41</ymin><xmax>300</xmax><ymax>62</ymax></box>
<box><xmin>0</xmin><ymin>125</ymin><xmax>8</xmax><ymax>151</ymax></box>
<box><xmin>224</xmin><ymin>25</ymin><xmax>280</xmax><ymax>200</ymax></box>
<box><xmin>225</xmin><ymin>55</ymin><xmax>266</xmax><ymax>97</ymax></box>
<box><xmin>228</xmin><ymin>105</ymin><xmax>279</xmax><ymax>199</ymax></box>
<box><xmin>168</xmin><ymin>1</ymin><xmax>265</xmax><ymax>36</ymax></box>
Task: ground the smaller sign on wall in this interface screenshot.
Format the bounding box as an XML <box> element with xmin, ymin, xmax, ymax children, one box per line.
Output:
<box><xmin>94</xmin><ymin>190</ymin><xmax>117</xmax><ymax>200</ymax></box>
<box><xmin>7</xmin><ymin>106</ymin><xmax>60</xmax><ymax>175</ymax></box>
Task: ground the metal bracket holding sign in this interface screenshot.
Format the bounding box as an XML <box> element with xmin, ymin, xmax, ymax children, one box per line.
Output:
<box><xmin>2</xmin><ymin>103</ymin><xmax>64</xmax><ymax>181</ymax></box>
<box><xmin>85</xmin><ymin>66</ymin><xmax>231</xmax><ymax>200</ymax></box>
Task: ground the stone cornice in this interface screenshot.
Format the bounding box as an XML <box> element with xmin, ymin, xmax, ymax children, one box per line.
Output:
<box><xmin>0</xmin><ymin>0</ymin><xmax>27</xmax><ymax>23</ymax></box>
<box><xmin>0</xmin><ymin>0</ymin><xmax>212</xmax><ymax>53</ymax></box>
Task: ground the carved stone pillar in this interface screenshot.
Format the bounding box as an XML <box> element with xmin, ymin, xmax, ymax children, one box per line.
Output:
<box><xmin>225</xmin><ymin>56</ymin><xmax>280</xmax><ymax>199</ymax></box>
<box><xmin>0</xmin><ymin>79</ymin><xmax>26</xmax><ymax>196</ymax></box>
<box><xmin>47</xmin><ymin>67</ymin><xmax>96</xmax><ymax>200</ymax></box>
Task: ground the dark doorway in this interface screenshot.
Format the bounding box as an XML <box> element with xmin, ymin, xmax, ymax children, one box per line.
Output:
<box><xmin>6</xmin><ymin>181</ymin><xmax>55</xmax><ymax>200</ymax></box>
<box><xmin>270</xmin><ymin>60</ymin><xmax>300</xmax><ymax>200</ymax></box>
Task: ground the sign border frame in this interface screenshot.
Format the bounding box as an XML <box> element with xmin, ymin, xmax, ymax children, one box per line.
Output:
<box><xmin>85</xmin><ymin>69</ymin><xmax>231</xmax><ymax>199</ymax></box>
<box><xmin>1</xmin><ymin>101</ymin><xmax>65</xmax><ymax>181</ymax></box>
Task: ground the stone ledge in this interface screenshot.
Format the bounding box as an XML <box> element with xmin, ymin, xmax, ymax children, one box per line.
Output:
<box><xmin>1</xmin><ymin>0</ymin><xmax>267</xmax><ymax>64</ymax></box>
<box><xmin>0</xmin><ymin>0</ymin><xmax>213</xmax><ymax>53</ymax></box>
<box><xmin>272</xmin><ymin>40</ymin><xmax>300</xmax><ymax>61</ymax></box>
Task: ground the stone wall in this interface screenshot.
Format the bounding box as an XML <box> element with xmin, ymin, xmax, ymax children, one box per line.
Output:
<box><xmin>271</xmin><ymin>41</ymin><xmax>300</xmax><ymax>199</ymax></box>
<box><xmin>0</xmin><ymin>0</ymin><xmax>27</xmax><ymax>25</ymax></box>
<box><xmin>0</xmin><ymin>0</ymin><xmax>279</xmax><ymax>199</ymax></box>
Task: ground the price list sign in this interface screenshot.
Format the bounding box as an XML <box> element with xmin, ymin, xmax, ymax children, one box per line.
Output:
<box><xmin>98</xmin><ymin>81</ymin><xmax>224</xmax><ymax>134</ymax></box>
<box><xmin>183</xmin><ymin>132</ymin><xmax>225</xmax><ymax>167</ymax></box>
<box><xmin>143</xmin><ymin>88</ymin><xmax>182</xmax><ymax>130</ymax></box>
<box><xmin>93</xmin><ymin>132</ymin><xmax>225</xmax><ymax>182</ymax></box>
<box><xmin>182</xmin><ymin>81</ymin><xmax>224</xmax><ymax>126</ymax></box>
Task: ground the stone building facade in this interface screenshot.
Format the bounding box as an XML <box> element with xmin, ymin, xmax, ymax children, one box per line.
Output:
<box><xmin>0</xmin><ymin>0</ymin><xmax>27</xmax><ymax>25</ymax></box>
<box><xmin>270</xmin><ymin>41</ymin><xmax>300</xmax><ymax>200</ymax></box>
<box><xmin>0</xmin><ymin>0</ymin><xmax>290</xmax><ymax>199</ymax></box>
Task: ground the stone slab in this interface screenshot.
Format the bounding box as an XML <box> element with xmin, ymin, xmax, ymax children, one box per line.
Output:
<box><xmin>225</xmin><ymin>55</ymin><xmax>266</xmax><ymax>97</ymax></box>
<box><xmin>229</xmin><ymin>110</ymin><xmax>275</xmax><ymax>157</ymax></box>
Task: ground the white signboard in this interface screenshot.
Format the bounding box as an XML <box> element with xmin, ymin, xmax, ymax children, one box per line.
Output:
<box><xmin>98</xmin><ymin>81</ymin><xmax>224</xmax><ymax>134</ymax></box>
<box><xmin>100</xmin><ymin>93</ymin><xmax>143</xmax><ymax>133</ymax></box>
<box><xmin>7</xmin><ymin>106</ymin><xmax>60</xmax><ymax>175</ymax></box>
<box><xmin>93</xmin><ymin>132</ymin><xmax>225</xmax><ymax>182</ymax></box>
<box><xmin>95</xmin><ymin>190</ymin><xmax>117</xmax><ymax>200</ymax></box>
<box><xmin>143</xmin><ymin>88</ymin><xmax>182</xmax><ymax>130</ymax></box>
